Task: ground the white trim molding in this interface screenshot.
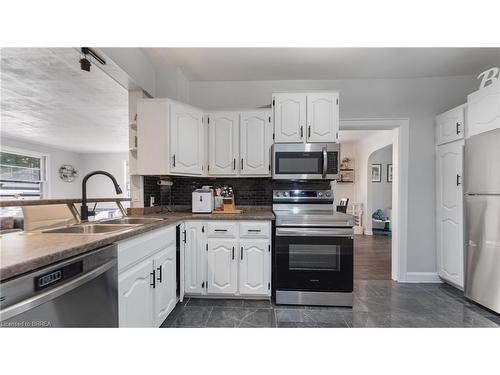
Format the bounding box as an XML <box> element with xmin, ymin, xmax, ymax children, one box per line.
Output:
<box><xmin>340</xmin><ymin>118</ymin><xmax>410</xmax><ymax>283</ymax></box>
<box><xmin>405</xmin><ymin>272</ymin><xmax>442</xmax><ymax>283</ymax></box>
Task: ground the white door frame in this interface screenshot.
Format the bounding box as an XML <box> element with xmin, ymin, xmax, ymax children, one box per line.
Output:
<box><xmin>339</xmin><ymin>118</ymin><xmax>410</xmax><ymax>282</ymax></box>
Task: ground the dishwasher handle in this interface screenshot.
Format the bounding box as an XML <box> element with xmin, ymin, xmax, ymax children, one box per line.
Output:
<box><xmin>0</xmin><ymin>260</ymin><xmax>116</xmax><ymax>321</ymax></box>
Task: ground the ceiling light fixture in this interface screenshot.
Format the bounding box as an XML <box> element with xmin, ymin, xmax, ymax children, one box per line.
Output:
<box><xmin>79</xmin><ymin>47</ymin><xmax>106</xmax><ymax>72</ymax></box>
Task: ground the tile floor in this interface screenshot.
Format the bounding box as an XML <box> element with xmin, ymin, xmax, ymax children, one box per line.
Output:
<box><xmin>161</xmin><ymin>280</ymin><xmax>500</xmax><ymax>328</ymax></box>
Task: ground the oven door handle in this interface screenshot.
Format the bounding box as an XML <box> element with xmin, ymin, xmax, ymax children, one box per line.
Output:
<box><xmin>276</xmin><ymin>227</ymin><xmax>353</xmax><ymax>237</ymax></box>
<box><xmin>322</xmin><ymin>147</ymin><xmax>328</xmax><ymax>178</ymax></box>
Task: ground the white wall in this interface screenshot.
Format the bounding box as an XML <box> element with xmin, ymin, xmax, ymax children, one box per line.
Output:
<box><xmin>1</xmin><ymin>137</ymin><xmax>128</xmax><ymax>207</ymax></box>
<box><xmin>368</xmin><ymin>145</ymin><xmax>393</xmax><ymax>229</ymax></box>
<box><xmin>1</xmin><ymin>137</ymin><xmax>82</xmax><ymax>198</ymax></box>
<box><xmin>100</xmin><ymin>48</ymin><xmax>157</xmax><ymax>96</ymax></box>
<box><xmin>335</xmin><ymin>141</ymin><xmax>356</xmax><ymax>205</ymax></box>
<box><xmin>80</xmin><ymin>152</ymin><xmax>129</xmax><ymax>208</ymax></box>
<box><xmin>188</xmin><ymin>75</ymin><xmax>478</xmax><ymax>274</ymax></box>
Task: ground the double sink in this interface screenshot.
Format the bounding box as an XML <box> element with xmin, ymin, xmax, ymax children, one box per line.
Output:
<box><xmin>42</xmin><ymin>217</ymin><xmax>163</xmax><ymax>235</ymax></box>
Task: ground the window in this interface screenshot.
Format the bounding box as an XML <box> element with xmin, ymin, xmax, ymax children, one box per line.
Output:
<box><xmin>0</xmin><ymin>150</ymin><xmax>47</xmax><ymax>200</ymax></box>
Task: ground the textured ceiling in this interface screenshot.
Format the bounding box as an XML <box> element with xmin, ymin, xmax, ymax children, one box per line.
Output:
<box><xmin>144</xmin><ymin>47</ymin><xmax>500</xmax><ymax>81</ymax></box>
<box><xmin>1</xmin><ymin>48</ymin><xmax>128</xmax><ymax>153</ymax></box>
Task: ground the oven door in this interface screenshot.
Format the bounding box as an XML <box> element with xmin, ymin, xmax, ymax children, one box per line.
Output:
<box><xmin>272</xmin><ymin>143</ymin><xmax>339</xmax><ymax>180</ymax></box>
<box><xmin>275</xmin><ymin>227</ymin><xmax>353</xmax><ymax>292</ymax></box>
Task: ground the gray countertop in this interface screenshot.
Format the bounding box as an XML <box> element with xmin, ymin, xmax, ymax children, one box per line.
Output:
<box><xmin>0</xmin><ymin>207</ymin><xmax>275</xmax><ymax>282</ymax></box>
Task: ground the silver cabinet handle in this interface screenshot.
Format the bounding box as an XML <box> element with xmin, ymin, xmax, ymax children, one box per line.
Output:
<box><xmin>322</xmin><ymin>147</ymin><xmax>328</xmax><ymax>178</ymax></box>
<box><xmin>456</xmin><ymin>122</ymin><xmax>461</xmax><ymax>135</ymax></box>
<box><xmin>300</xmin><ymin>126</ymin><xmax>303</xmax><ymax>138</ymax></box>
<box><xmin>457</xmin><ymin>174</ymin><xmax>462</xmax><ymax>186</ymax></box>
<box><xmin>241</xmin><ymin>158</ymin><xmax>244</xmax><ymax>170</ymax></box>
<box><xmin>172</xmin><ymin>154</ymin><xmax>176</xmax><ymax>167</ymax></box>
<box><xmin>248</xmin><ymin>229</ymin><xmax>261</xmax><ymax>233</ymax></box>
<box><xmin>308</xmin><ymin>126</ymin><xmax>311</xmax><ymax>138</ymax></box>
<box><xmin>240</xmin><ymin>246</ymin><xmax>243</xmax><ymax>260</ymax></box>
<box><xmin>232</xmin><ymin>246</ymin><xmax>235</xmax><ymax>260</ymax></box>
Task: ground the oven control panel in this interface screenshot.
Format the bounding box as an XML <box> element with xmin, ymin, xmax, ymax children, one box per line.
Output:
<box><xmin>273</xmin><ymin>189</ymin><xmax>333</xmax><ymax>201</ymax></box>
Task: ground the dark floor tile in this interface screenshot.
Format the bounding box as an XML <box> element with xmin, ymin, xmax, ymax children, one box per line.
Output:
<box><xmin>275</xmin><ymin>308</ymin><xmax>348</xmax><ymax>327</ymax></box>
<box><xmin>344</xmin><ymin>312</ymin><xmax>392</xmax><ymax>328</ymax></box>
<box><xmin>277</xmin><ymin>321</ymin><xmax>347</xmax><ymax>328</ymax></box>
<box><xmin>187</xmin><ymin>298</ymin><xmax>244</xmax><ymax>308</ymax></box>
<box><xmin>165</xmin><ymin>306</ymin><xmax>212</xmax><ymax>328</ymax></box>
<box><xmin>242</xmin><ymin>299</ymin><xmax>272</xmax><ymax>309</ymax></box>
<box><xmin>206</xmin><ymin>308</ymin><xmax>276</xmax><ymax>328</ymax></box>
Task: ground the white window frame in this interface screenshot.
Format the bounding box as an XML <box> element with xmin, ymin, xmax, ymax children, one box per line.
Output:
<box><xmin>0</xmin><ymin>146</ymin><xmax>50</xmax><ymax>199</ymax></box>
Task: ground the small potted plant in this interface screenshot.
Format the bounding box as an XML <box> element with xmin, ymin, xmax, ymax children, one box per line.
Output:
<box><xmin>341</xmin><ymin>157</ymin><xmax>351</xmax><ymax>170</ymax></box>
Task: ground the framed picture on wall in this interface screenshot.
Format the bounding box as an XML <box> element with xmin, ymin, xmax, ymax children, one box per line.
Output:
<box><xmin>371</xmin><ymin>164</ymin><xmax>382</xmax><ymax>182</ymax></box>
<box><xmin>387</xmin><ymin>164</ymin><xmax>393</xmax><ymax>183</ymax></box>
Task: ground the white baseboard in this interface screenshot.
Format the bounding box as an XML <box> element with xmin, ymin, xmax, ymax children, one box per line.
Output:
<box><xmin>364</xmin><ymin>230</ymin><xmax>373</xmax><ymax>235</ymax></box>
<box><xmin>404</xmin><ymin>272</ymin><xmax>442</xmax><ymax>283</ymax></box>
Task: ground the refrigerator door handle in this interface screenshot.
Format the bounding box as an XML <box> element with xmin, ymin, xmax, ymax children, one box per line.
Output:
<box><xmin>456</xmin><ymin>174</ymin><xmax>462</xmax><ymax>186</ymax></box>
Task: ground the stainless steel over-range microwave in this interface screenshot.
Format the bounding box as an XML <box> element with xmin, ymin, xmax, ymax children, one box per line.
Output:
<box><xmin>272</xmin><ymin>143</ymin><xmax>340</xmax><ymax>180</ymax></box>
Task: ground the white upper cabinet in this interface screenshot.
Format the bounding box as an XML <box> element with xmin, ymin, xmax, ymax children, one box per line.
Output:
<box><xmin>153</xmin><ymin>244</ymin><xmax>177</xmax><ymax>327</ymax></box>
<box><xmin>240</xmin><ymin>110</ymin><xmax>272</xmax><ymax>175</ymax></box>
<box><xmin>273</xmin><ymin>92</ymin><xmax>339</xmax><ymax>143</ymax></box>
<box><xmin>239</xmin><ymin>239</ymin><xmax>270</xmax><ymax>295</ymax></box>
<box><xmin>436</xmin><ymin>140</ymin><xmax>464</xmax><ymax>288</ymax></box>
<box><xmin>436</xmin><ymin>105</ymin><xmax>465</xmax><ymax>145</ymax></box>
<box><xmin>208</xmin><ymin>112</ymin><xmax>239</xmax><ymax>175</ymax></box>
<box><xmin>467</xmin><ymin>80</ymin><xmax>500</xmax><ymax>138</ymax></box>
<box><xmin>306</xmin><ymin>92</ymin><xmax>339</xmax><ymax>142</ymax></box>
<box><xmin>136</xmin><ymin>99</ymin><xmax>170</xmax><ymax>175</ymax></box>
<box><xmin>207</xmin><ymin>239</ymin><xmax>238</xmax><ymax>295</ymax></box>
<box><xmin>273</xmin><ymin>93</ymin><xmax>306</xmax><ymax>143</ymax></box>
<box><xmin>170</xmin><ymin>101</ymin><xmax>204</xmax><ymax>175</ymax></box>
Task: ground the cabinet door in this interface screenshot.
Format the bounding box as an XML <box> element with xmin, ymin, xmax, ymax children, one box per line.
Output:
<box><xmin>153</xmin><ymin>245</ymin><xmax>177</xmax><ymax>327</ymax></box>
<box><xmin>273</xmin><ymin>93</ymin><xmax>306</xmax><ymax>143</ymax></box>
<box><xmin>306</xmin><ymin>92</ymin><xmax>339</xmax><ymax>143</ymax></box>
<box><xmin>208</xmin><ymin>112</ymin><xmax>239</xmax><ymax>175</ymax></box>
<box><xmin>170</xmin><ymin>102</ymin><xmax>204</xmax><ymax>175</ymax></box>
<box><xmin>118</xmin><ymin>259</ymin><xmax>154</xmax><ymax>327</ymax></box>
<box><xmin>467</xmin><ymin>81</ymin><xmax>500</xmax><ymax>138</ymax></box>
<box><xmin>436</xmin><ymin>141</ymin><xmax>464</xmax><ymax>288</ymax></box>
<box><xmin>436</xmin><ymin>105</ymin><xmax>465</xmax><ymax>145</ymax></box>
<box><xmin>184</xmin><ymin>222</ymin><xmax>207</xmax><ymax>295</ymax></box>
<box><xmin>239</xmin><ymin>240</ymin><xmax>270</xmax><ymax>296</ymax></box>
<box><xmin>240</xmin><ymin>110</ymin><xmax>272</xmax><ymax>175</ymax></box>
<box><xmin>207</xmin><ymin>239</ymin><xmax>238</xmax><ymax>294</ymax></box>
<box><xmin>136</xmin><ymin>99</ymin><xmax>170</xmax><ymax>175</ymax></box>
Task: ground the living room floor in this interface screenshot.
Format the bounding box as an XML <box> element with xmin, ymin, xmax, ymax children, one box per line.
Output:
<box><xmin>354</xmin><ymin>234</ymin><xmax>392</xmax><ymax>280</ymax></box>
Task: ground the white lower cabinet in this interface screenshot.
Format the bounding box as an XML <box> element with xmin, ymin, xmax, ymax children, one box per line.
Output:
<box><xmin>153</xmin><ymin>246</ymin><xmax>177</xmax><ymax>326</ymax></box>
<box><xmin>117</xmin><ymin>226</ymin><xmax>177</xmax><ymax>327</ymax></box>
<box><xmin>207</xmin><ymin>239</ymin><xmax>238</xmax><ymax>295</ymax></box>
<box><xmin>182</xmin><ymin>220</ymin><xmax>271</xmax><ymax>298</ymax></box>
<box><xmin>239</xmin><ymin>240</ymin><xmax>270</xmax><ymax>295</ymax></box>
<box><xmin>183</xmin><ymin>221</ymin><xmax>207</xmax><ymax>295</ymax></box>
<box><xmin>118</xmin><ymin>258</ymin><xmax>155</xmax><ymax>327</ymax></box>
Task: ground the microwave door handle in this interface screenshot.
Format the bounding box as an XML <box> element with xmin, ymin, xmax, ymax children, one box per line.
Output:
<box><xmin>322</xmin><ymin>147</ymin><xmax>327</xmax><ymax>178</ymax></box>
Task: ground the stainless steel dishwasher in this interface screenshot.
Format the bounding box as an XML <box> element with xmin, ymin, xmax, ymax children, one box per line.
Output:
<box><xmin>0</xmin><ymin>244</ymin><xmax>118</xmax><ymax>327</ymax></box>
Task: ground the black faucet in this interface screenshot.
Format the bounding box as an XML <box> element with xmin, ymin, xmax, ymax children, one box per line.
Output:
<box><xmin>81</xmin><ymin>170</ymin><xmax>123</xmax><ymax>221</ymax></box>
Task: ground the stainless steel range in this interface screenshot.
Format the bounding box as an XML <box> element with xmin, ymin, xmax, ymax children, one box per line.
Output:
<box><xmin>272</xmin><ymin>189</ymin><xmax>354</xmax><ymax>307</ymax></box>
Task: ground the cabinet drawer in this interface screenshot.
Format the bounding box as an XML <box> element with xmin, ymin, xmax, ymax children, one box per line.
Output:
<box><xmin>118</xmin><ymin>226</ymin><xmax>176</xmax><ymax>272</ymax></box>
<box><xmin>239</xmin><ymin>221</ymin><xmax>270</xmax><ymax>239</ymax></box>
<box><xmin>206</xmin><ymin>221</ymin><xmax>238</xmax><ymax>238</ymax></box>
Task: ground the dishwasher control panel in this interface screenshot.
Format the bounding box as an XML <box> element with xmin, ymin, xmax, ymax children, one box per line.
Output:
<box><xmin>34</xmin><ymin>261</ymin><xmax>83</xmax><ymax>291</ymax></box>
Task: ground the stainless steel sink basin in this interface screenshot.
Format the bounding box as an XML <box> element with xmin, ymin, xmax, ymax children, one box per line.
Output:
<box><xmin>101</xmin><ymin>217</ymin><xmax>163</xmax><ymax>225</ymax></box>
<box><xmin>43</xmin><ymin>224</ymin><xmax>135</xmax><ymax>234</ymax></box>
